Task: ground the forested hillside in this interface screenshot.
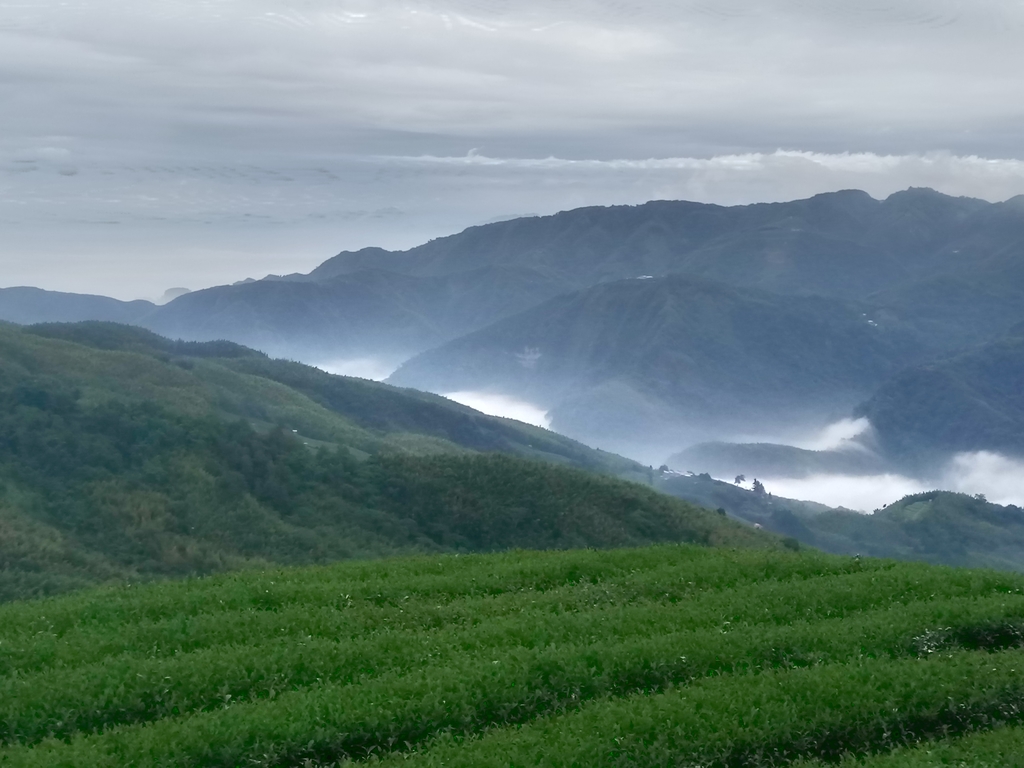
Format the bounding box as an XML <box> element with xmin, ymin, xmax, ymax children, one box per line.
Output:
<box><xmin>0</xmin><ymin>321</ymin><xmax>761</xmax><ymax>602</ymax></box>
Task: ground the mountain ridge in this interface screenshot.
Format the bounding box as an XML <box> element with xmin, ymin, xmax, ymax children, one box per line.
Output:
<box><xmin>6</xmin><ymin>188</ymin><xmax>1024</xmax><ymax>366</ymax></box>
<box><xmin>388</xmin><ymin>273</ymin><xmax>924</xmax><ymax>458</ymax></box>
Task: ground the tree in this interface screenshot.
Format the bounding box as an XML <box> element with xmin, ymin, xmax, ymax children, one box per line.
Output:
<box><xmin>751</xmin><ymin>478</ymin><xmax>766</xmax><ymax>496</ymax></box>
<box><xmin>734</xmin><ymin>474</ymin><xmax>745</xmax><ymax>485</ymax></box>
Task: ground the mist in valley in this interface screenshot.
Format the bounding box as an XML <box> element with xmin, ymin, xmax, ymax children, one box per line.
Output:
<box><xmin>753</xmin><ymin>451</ymin><xmax>1024</xmax><ymax>513</ymax></box>
<box><xmin>357</xmin><ymin>384</ymin><xmax>1004</xmax><ymax>514</ymax></box>
<box><xmin>443</xmin><ymin>392</ymin><xmax>551</xmax><ymax>429</ymax></box>
<box><xmin>315</xmin><ymin>357</ymin><xmax>402</xmax><ymax>382</ymax></box>
<box><xmin>391</xmin><ymin>382</ymin><xmax>1024</xmax><ymax>514</ymax></box>
<box><xmin>686</xmin><ymin>417</ymin><xmax>1024</xmax><ymax>512</ymax></box>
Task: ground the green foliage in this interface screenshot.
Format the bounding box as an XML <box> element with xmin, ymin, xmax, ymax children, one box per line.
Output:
<box><xmin>379</xmin><ymin>649</ymin><xmax>1024</xmax><ymax>768</ymax></box>
<box><xmin>797</xmin><ymin>725</ymin><xmax>1024</xmax><ymax>766</ymax></box>
<box><xmin>0</xmin><ymin>375</ymin><xmax>746</xmax><ymax>600</ymax></box>
<box><xmin>2</xmin><ymin>547</ymin><xmax>1024</xmax><ymax>766</ymax></box>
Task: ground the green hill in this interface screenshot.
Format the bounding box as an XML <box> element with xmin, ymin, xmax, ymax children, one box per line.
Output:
<box><xmin>5</xmin><ymin>546</ymin><xmax>1024</xmax><ymax>766</ymax></box>
<box><xmin>0</xmin><ymin>321</ymin><xmax>762</xmax><ymax>602</ymax></box>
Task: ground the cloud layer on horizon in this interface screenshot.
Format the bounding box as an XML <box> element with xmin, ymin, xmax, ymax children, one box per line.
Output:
<box><xmin>2</xmin><ymin>0</ymin><xmax>1024</xmax><ymax>296</ymax></box>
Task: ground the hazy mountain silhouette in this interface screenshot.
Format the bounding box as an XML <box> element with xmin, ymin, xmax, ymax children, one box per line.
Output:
<box><xmin>141</xmin><ymin>266</ymin><xmax>568</xmax><ymax>363</ymax></box>
<box><xmin>858</xmin><ymin>322</ymin><xmax>1024</xmax><ymax>469</ymax></box>
<box><xmin>6</xmin><ymin>189</ymin><xmax>1024</xmax><ymax>369</ymax></box>
<box><xmin>148</xmin><ymin>188</ymin><xmax>1024</xmax><ymax>368</ymax></box>
<box><xmin>0</xmin><ymin>287</ymin><xmax>154</xmax><ymax>326</ymax></box>
<box><xmin>388</xmin><ymin>274</ymin><xmax>923</xmax><ymax>457</ymax></box>
<box><xmin>316</xmin><ymin>189</ymin><xmax>1019</xmax><ymax>298</ymax></box>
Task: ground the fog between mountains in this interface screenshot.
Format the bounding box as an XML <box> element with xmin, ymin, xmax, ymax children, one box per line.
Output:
<box><xmin>730</xmin><ymin>450</ymin><xmax>1024</xmax><ymax>513</ymax></box>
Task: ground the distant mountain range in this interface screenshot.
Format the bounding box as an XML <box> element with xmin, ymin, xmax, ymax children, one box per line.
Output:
<box><xmin>387</xmin><ymin>274</ymin><xmax>923</xmax><ymax>456</ymax></box>
<box><xmin>142</xmin><ymin>266</ymin><xmax>569</xmax><ymax>362</ymax></box>
<box><xmin>0</xmin><ymin>287</ymin><xmax>154</xmax><ymax>326</ymax></box>
<box><xmin>3</xmin><ymin>188</ymin><xmax>1023</xmax><ymax>469</ymax></box>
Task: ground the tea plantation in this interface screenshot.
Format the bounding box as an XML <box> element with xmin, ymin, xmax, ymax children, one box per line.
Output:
<box><xmin>3</xmin><ymin>544</ymin><xmax>1024</xmax><ymax>766</ymax></box>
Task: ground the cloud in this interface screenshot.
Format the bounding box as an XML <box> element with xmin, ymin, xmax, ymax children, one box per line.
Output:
<box><xmin>387</xmin><ymin>148</ymin><xmax>1024</xmax><ymax>184</ymax></box>
<box><xmin>789</xmin><ymin>417</ymin><xmax>872</xmax><ymax>453</ymax></box>
<box><xmin>757</xmin><ymin>474</ymin><xmax>929</xmax><ymax>513</ymax></box>
<box><xmin>444</xmin><ymin>391</ymin><xmax>550</xmax><ymax>429</ymax></box>
<box><xmin>736</xmin><ymin>449</ymin><xmax>1024</xmax><ymax>513</ymax></box>
<box><xmin>943</xmin><ymin>452</ymin><xmax>1024</xmax><ymax>507</ymax></box>
<box><xmin>5</xmin><ymin>146</ymin><xmax>1024</xmax><ymax>299</ymax></box>
<box><xmin>4</xmin><ymin>0</ymin><xmax>1024</xmax><ymax>156</ymax></box>
<box><xmin>3</xmin><ymin>0</ymin><xmax>1024</xmax><ymax>295</ymax></box>
<box><xmin>314</xmin><ymin>357</ymin><xmax>402</xmax><ymax>381</ymax></box>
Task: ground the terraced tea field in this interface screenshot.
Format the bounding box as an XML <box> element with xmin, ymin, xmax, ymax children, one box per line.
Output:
<box><xmin>3</xmin><ymin>544</ymin><xmax>1024</xmax><ymax>766</ymax></box>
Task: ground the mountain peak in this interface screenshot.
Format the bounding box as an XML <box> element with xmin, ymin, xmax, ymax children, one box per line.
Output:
<box><xmin>810</xmin><ymin>188</ymin><xmax>877</xmax><ymax>203</ymax></box>
<box><xmin>882</xmin><ymin>186</ymin><xmax>989</xmax><ymax>207</ymax></box>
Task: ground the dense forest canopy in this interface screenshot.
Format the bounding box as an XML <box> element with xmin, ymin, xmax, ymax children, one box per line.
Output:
<box><xmin>0</xmin><ymin>321</ymin><xmax>764</xmax><ymax>602</ymax></box>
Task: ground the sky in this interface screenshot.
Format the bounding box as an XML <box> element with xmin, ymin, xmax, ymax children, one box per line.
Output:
<box><xmin>3</xmin><ymin>0</ymin><xmax>1024</xmax><ymax>299</ymax></box>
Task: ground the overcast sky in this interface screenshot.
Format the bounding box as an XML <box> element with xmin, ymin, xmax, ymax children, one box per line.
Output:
<box><xmin>3</xmin><ymin>0</ymin><xmax>1024</xmax><ymax>299</ymax></box>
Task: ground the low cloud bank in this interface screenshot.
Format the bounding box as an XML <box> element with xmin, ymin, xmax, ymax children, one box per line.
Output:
<box><xmin>751</xmin><ymin>451</ymin><xmax>1024</xmax><ymax>512</ymax></box>
<box><xmin>944</xmin><ymin>451</ymin><xmax>1024</xmax><ymax>507</ymax></box>
<box><xmin>316</xmin><ymin>357</ymin><xmax>400</xmax><ymax>381</ymax></box>
<box><xmin>444</xmin><ymin>391</ymin><xmax>550</xmax><ymax>429</ymax></box>
<box><xmin>8</xmin><ymin>148</ymin><xmax>1024</xmax><ymax>299</ymax></box>
<box><xmin>790</xmin><ymin>417</ymin><xmax>871</xmax><ymax>452</ymax></box>
<box><xmin>758</xmin><ymin>474</ymin><xmax>928</xmax><ymax>512</ymax></box>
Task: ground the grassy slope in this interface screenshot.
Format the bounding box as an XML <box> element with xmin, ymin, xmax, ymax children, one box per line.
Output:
<box><xmin>3</xmin><ymin>546</ymin><xmax>1024</xmax><ymax>766</ymax></box>
<box><xmin>0</xmin><ymin>322</ymin><xmax>758</xmax><ymax>602</ymax></box>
